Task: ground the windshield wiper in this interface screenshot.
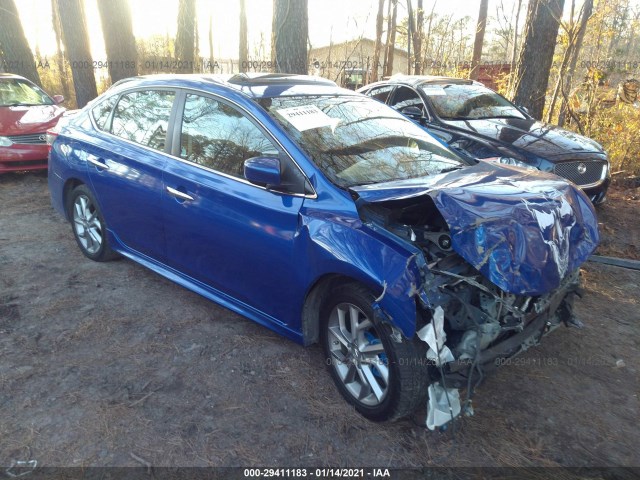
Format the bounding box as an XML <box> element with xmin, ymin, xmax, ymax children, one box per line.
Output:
<box><xmin>472</xmin><ymin>115</ymin><xmax>523</xmax><ymax>120</ymax></box>
<box><xmin>439</xmin><ymin>166</ymin><xmax>465</xmax><ymax>173</ymax></box>
<box><xmin>4</xmin><ymin>102</ymin><xmax>42</xmax><ymax>107</ymax></box>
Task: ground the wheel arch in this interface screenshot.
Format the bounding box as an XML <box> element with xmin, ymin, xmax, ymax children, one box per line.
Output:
<box><xmin>62</xmin><ymin>178</ymin><xmax>85</xmax><ymax>221</ymax></box>
<box><xmin>301</xmin><ymin>274</ymin><xmax>381</xmax><ymax>346</ymax></box>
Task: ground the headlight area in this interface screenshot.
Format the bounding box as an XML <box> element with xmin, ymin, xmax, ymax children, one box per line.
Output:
<box><xmin>0</xmin><ymin>136</ymin><xmax>14</xmax><ymax>147</ymax></box>
<box><xmin>361</xmin><ymin>200</ymin><xmax>584</xmax><ymax>430</ymax></box>
<box><xmin>415</xmin><ymin>253</ymin><xmax>582</xmax><ymax>429</ymax></box>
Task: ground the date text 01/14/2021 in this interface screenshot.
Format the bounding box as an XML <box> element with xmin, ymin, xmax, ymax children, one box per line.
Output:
<box><xmin>243</xmin><ymin>468</ymin><xmax>391</xmax><ymax>478</ymax></box>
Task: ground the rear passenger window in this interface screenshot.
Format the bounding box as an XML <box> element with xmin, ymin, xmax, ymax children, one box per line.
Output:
<box><xmin>111</xmin><ymin>90</ymin><xmax>175</xmax><ymax>151</ymax></box>
<box><xmin>91</xmin><ymin>95</ymin><xmax>118</xmax><ymax>131</ymax></box>
<box><xmin>179</xmin><ymin>94</ymin><xmax>278</xmax><ymax>179</ymax></box>
<box><xmin>368</xmin><ymin>85</ymin><xmax>394</xmax><ymax>103</ymax></box>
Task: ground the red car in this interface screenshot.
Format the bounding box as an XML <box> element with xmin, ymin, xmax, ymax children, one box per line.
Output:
<box><xmin>0</xmin><ymin>73</ymin><xmax>65</xmax><ymax>173</ymax></box>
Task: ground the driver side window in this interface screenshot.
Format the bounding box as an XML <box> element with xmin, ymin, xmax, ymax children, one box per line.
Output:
<box><xmin>180</xmin><ymin>94</ymin><xmax>279</xmax><ymax>179</ymax></box>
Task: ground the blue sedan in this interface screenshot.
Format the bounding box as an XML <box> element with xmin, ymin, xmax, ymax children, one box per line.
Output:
<box><xmin>49</xmin><ymin>73</ymin><xmax>598</xmax><ymax>425</ymax></box>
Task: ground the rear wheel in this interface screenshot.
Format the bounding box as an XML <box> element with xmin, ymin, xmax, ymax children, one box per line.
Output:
<box><xmin>67</xmin><ymin>185</ymin><xmax>119</xmax><ymax>262</ymax></box>
<box><xmin>321</xmin><ymin>283</ymin><xmax>430</xmax><ymax>422</ymax></box>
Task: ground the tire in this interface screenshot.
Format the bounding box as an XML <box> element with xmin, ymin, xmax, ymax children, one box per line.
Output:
<box><xmin>67</xmin><ymin>184</ymin><xmax>119</xmax><ymax>262</ymax></box>
<box><xmin>320</xmin><ymin>283</ymin><xmax>430</xmax><ymax>422</ymax></box>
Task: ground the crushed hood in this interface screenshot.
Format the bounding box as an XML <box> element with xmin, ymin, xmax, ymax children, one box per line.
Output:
<box><xmin>351</xmin><ymin>162</ymin><xmax>599</xmax><ymax>296</ymax></box>
<box><xmin>0</xmin><ymin>105</ymin><xmax>65</xmax><ymax>135</ymax></box>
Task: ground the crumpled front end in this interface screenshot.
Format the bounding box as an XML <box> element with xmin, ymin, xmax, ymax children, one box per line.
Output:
<box><xmin>351</xmin><ymin>162</ymin><xmax>599</xmax><ymax>428</ymax></box>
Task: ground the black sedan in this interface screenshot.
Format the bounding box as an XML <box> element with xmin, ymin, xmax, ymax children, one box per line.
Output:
<box><xmin>358</xmin><ymin>76</ymin><xmax>610</xmax><ymax>204</ymax></box>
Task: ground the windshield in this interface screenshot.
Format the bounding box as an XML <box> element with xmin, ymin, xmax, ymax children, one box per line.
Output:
<box><xmin>421</xmin><ymin>84</ymin><xmax>525</xmax><ymax>121</ymax></box>
<box><xmin>263</xmin><ymin>95</ymin><xmax>466</xmax><ymax>188</ymax></box>
<box><xmin>0</xmin><ymin>79</ymin><xmax>54</xmax><ymax>107</ymax></box>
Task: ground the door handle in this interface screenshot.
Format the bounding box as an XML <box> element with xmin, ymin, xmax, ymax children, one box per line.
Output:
<box><xmin>166</xmin><ymin>186</ymin><xmax>194</xmax><ymax>202</ymax></box>
<box><xmin>87</xmin><ymin>154</ymin><xmax>110</xmax><ymax>170</ymax></box>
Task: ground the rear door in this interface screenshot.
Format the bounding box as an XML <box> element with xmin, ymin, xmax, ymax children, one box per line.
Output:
<box><xmin>86</xmin><ymin>89</ymin><xmax>177</xmax><ymax>261</ymax></box>
<box><xmin>161</xmin><ymin>91</ymin><xmax>306</xmax><ymax>324</ymax></box>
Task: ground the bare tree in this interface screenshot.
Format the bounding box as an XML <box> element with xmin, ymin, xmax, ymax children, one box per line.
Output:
<box><xmin>546</xmin><ymin>0</ymin><xmax>594</xmax><ymax>123</ymax></box>
<box><xmin>422</xmin><ymin>2</ymin><xmax>437</xmax><ymax>71</ymax></box>
<box><xmin>0</xmin><ymin>0</ymin><xmax>42</xmax><ymax>85</ymax></box>
<box><xmin>50</xmin><ymin>0</ymin><xmax>70</xmax><ymax>99</ymax></box>
<box><xmin>272</xmin><ymin>0</ymin><xmax>308</xmax><ymax>74</ymax></box>
<box><xmin>56</xmin><ymin>0</ymin><xmax>98</xmax><ymax>107</ymax></box>
<box><xmin>407</xmin><ymin>0</ymin><xmax>414</xmax><ymax>74</ymax></box>
<box><xmin>371</xmin><ymin>0</ymin><xmax>385</xmax><ymax>82</ymax></box>
<box><xmin>208</xmin><ymin>14</ymin><xmax>215</xmax><ymax>73</ymax></box>
<box><xmin>510</xmin><ymin>0</ymin><xmax>565</xmax><ymax>119</ymax></box>
<box><xmin>558</xmin><ymin>0</ymin><xmax>593</xmax><ymax>126</ymax></box>
<box><xmin>510</xmin><ymin>0</ymin><xmax>524</xmax><ymax>71</ymax></box>
<box><xmin>470</xmin><ymin>0</ymin><xmax>489</xmax><ymax>80</ymax></box>
<box><xmin>413</xmin><ymin>0</ymin><xmax>424</xmax><ymax>74</ymax></box>
<box><xmin>239</xmin><ymin>0</ymin><xmax>248</xmax><ymax>73</ymax></box>
<box><xmin>97</xmin><ymin>0</ymin><xmax>138</xmax><ymax>84</ymax></box>
<box><xmin>175</xmin><ymin>0</ymin><xmax>196</xmax><ymax>73</ymax></box>
<box><xmin>384</xmin><ymin>0</ymin><xmax>398</xmax><ymax>77</ymax></box>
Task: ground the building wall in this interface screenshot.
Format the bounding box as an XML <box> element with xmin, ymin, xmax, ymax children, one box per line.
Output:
<box><xmin>310</xmin><ymin>39</ymin><xmax>409</xmax><ymax>89</ymax></box>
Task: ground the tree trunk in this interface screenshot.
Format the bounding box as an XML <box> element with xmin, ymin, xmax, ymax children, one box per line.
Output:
<box><xmin>384</xmin><ymin>0</ymin><xmax>398</xmax><ymax>77</ymax></box>
<box><xmin>97</xmin><ymin>0</ymin><xmax>138</xmax><ymax>84</ymax></box>
<box><xmin>407</xmin><ymin>0</ymin><xmax>414</xmax><ymax>74</ymax></box>
<box><xmin>511</xmin><ymin>0</ymin><xmax>566</xmax><ymax>120</ymax></box>
<box><xmin>423</xmin><ymin>3</ymin><xmax>436</xmax><ymax>72</ymax></box>
<box><xmin>175</xmin><ymin>0</ymin><xmax>196</xmax><ymax>73</ymax></box>
<box><xmin>558</xmin><ymin>0</ymin><xmax>593</xmax><ymax>127</ymax></box>
<box><xmin>382</xmin><ymin>0</ymin><xmax>392</xmax><ymax>75</ymax></box>
<box><xmin>546</xmin><ymin>0</ymin><xmax>577</xmax><ymax>123</ymax></box>
<box><xmin>413</xmin><ymin>0</ymin><xmax>424</xmax><ymax>75</ymax></box>
<box><xmin>371</xmin><ymin>0</ymin><xmax>385</xmax><ymax>82</ymax></box>
<box><xmin>208</xmin><ymin>14</ymin><xmax>215</xmax><ymax>73</ymax></box>
<box><xmin>239</xmin><ymin>0</ymin><xmax>248</xmax><ymax>73</ymax></box>
<box><xmin>56</xmin><ymin>0</ymin><xmax>98</xmax><ymax>108</ymax></box>
<box><xmin>469</xmin><ymin>0</ymin><xmax>489</xmax><ymax>80</ymax></box>
<box><xmin>272</xmin><ymin>0</ymin><xmax>308</xmax><ymax>74</ymax></box>
<box><xmin>51</xmin><ymin>0</ymin><xmax>70</xmax><ymax>100</ymax></box>
<box><xmin>0</xmin><ymin>0</ymin><xmax>42</xmax><ymax>86</ymax></box>
<box><xmin>194</xmin><ymin>16</ymin><xmax>199</xmax><ymax>70</ymax></box>
<box><xmin>508</xmin><ymin>0</ymin><xmax>524</xmax><ymax>93</ymax></box>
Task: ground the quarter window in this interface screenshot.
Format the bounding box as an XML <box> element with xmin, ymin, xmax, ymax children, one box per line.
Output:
<box><xmin>91</xmin><ymin>95</ymin><xmax>118</xmax><ymax>131</ymax></box>
<box><xmin>180</xmin><ymin>94</ymin><xmax>278</xmax><ymax>179</ymax></box>
<box><xmin>368</xmin><ymin>85</ymin><xmax>395</xmax><ymax>103</ymax></box>
<box><xmin>111</xmin><ymin>90</ymin><xmax>175</xmax><ymax>151</ymax></box>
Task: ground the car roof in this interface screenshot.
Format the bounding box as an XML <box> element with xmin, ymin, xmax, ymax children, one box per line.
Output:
<box><xmin>109</xmin><ymin>73</ymin><xmax>355</xmax><ymax>99</ymax></box>
<box><xmin>362</xmin><ymin>74</ymin><xmax>477</xmax><ymax>90</ymax></box>
<box><xmin>0</xmin><ymin>73</ymin><xmax>29</xmax><ymax>81</ymax></box>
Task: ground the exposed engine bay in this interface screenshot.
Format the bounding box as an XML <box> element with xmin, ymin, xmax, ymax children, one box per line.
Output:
<box><xmin>358</xmin><ymin>193</ymin><xmax>585</xmax><ymax>429</ymax></box>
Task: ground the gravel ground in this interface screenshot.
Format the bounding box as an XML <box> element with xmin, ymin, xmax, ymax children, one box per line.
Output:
<box><xmin>0</xmin><ymin>171</ymin><xmax>638</xmax><ymax>472</ymax></box>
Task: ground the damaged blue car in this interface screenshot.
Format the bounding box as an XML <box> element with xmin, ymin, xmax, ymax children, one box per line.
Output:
<box><xmin>48</xmin><ymin>73</ymin><xmax>599</xmax><ymax>425</ymax></box>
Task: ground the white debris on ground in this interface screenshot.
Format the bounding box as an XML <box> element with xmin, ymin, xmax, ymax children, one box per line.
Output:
<box><xmin>417</xmin><ymin>306</ymin><xmax>463</xmax><ymax>430</ymax></box>
<box><xmin>426</xmin><ymin>383</ymin><xmax>461</xmax><ymax>431</ymax></box>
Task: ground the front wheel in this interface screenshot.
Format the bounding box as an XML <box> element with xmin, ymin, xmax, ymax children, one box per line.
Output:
<box><xmin>67</xmin><ymin>185</ymin><xmax>119</xmax><ymax>262</ymax></box>
<box><xmin>320</xmin><ymin>283</ymin><xmax>430</xmax><ymax>422</ymax></box>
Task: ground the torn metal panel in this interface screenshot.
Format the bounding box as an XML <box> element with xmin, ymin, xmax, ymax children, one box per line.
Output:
<box><xmin>351</xmin><ymin>161</ymin><xmax>599</xmax><ymax>296</ymax></box>
<box><xmin>298</xmin><ymin>208</ymin><xmax>425</xmax><ymax>338</ymax></box>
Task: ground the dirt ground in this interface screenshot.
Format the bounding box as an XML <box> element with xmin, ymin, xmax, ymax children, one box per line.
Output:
<box><xmin>0</xmin><ymin>172</ymin><xmax>638</xmax><ymax>472</ymax></box>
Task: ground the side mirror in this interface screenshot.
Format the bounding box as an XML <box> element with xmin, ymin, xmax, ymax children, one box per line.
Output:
<box><xmin>518</xmin><ymin>105</ymin><xmax>530</xmax><ymax>115</ymax></box>
<box><xmin>244</xmin><ymin>156</ymin><xmax>282</xmax><ymax>187</ymax></box>
<box><xmin>52</xmin><ymin>95</ymin><xmax>65</xmax><ymax>104</ymax></box>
